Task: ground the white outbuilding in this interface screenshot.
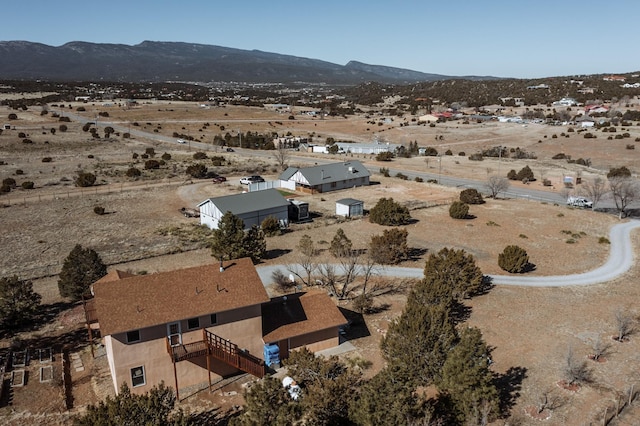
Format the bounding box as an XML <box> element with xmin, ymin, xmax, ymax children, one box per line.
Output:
<box><xmin>336</xmin><ymin>198</ymin><xmax>364</xmax><ymax>217</ymax></box>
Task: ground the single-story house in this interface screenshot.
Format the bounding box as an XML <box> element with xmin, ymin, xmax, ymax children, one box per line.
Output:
<box><xmin>336</xmin><ymin>198</ymin><xmax>364</xmax><ymax>217</ymax></box>
<box><xmin>418</xmin><ymin>114</ymin><xmax>439</xmax><ymax>123</ymax></box>
<box><xmin>279</xmin><ymin>161</ymin><xmax>370</xmax><ymax>194</ymax></box>
<box><xmin>198</xmin><ymin>188</ymin><xmax>290</xmax><ymax>230</ymax></box>
<box><xmin>262</xmin><ymin>291</ymin><xmax>348</xmax><ymax>359</ymax></box>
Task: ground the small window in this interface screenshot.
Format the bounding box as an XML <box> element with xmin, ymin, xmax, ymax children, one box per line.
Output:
<box><xmin>131</xmin><ymin>366</ymin><xmax>146</xmax><ymax>387</ymax></box>
<box><xmin>126</xmin><ymin>330</ymin><xmax>140</xmax><ymax>343</ymax></box>
<box><xmin>187</xmin><ymin>317</ymin><xmax>200</xmax><ymax>330</ymax></box>
<box><xmin>210</xmin><ymin>313</ymin><xmax>217</xmax><ymax>325</ymax></box>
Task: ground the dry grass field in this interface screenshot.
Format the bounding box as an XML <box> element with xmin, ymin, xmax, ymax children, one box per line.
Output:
<box><xmin>1</xmin><ymin>101</ymin><xmax>640</xmax><ymax>424</ymax></box>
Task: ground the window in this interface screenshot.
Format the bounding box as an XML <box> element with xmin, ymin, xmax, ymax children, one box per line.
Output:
<box><xmin>126</xmin><ymin>330</ymin><xmax>140</xmax><ymax>343</ymax></box>
<box><xmin>187</xmin><ymin>317</ymin><xmax>200</xmax><ymax>330</ymax></box>
<box><xmin>131</xmin><ymin>366</ymin><xmax>146</xmax><ymax>387</ymax></box>
<box><xmin>210</xmin><ymin>313</ymin><xmax>217</xmax><ymax>325</ymax></box>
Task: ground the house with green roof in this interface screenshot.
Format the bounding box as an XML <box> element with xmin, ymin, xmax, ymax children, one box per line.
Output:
<box><xmin>279</xmin><ymin>161</ymin><xmax>370</xmax><ymax>194</ymax></box>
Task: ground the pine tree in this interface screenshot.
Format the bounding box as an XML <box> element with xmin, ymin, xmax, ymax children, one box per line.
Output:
<box><xmin>438</xmin><ymin>327</ymin><xmax>500</xmax><ymax>424</ymax></box>
<box><xmin>210</xmin><ymin>212</ymin><xmax>246</xmax><ymax>262</ymax></box>
<box><xmin>242</xmin><ymin>225</ymin><xmax>266</xmax><ymax>264</ymax></box>
<box><xmin>421</xmin><ymin>248</ymin><xmax>484</xmax><ymax>301</ymax></box>
<box><xmin>381</xmin><ymin>295</ymin><xmax>457</xmax><ymax>385</ymax></box>
<box><xmin>73</xmin><ymin>382</ymin><xmax>187</xmax><ymax>425</ymax></box>
<box><xmin>0</xmin><ymin>276</ymin><xmax>42</xmax><ymax>331</ymax></box>
<box><xmin>58</xmin><ymin>244</ymin><xmax>107</xmax><ymax>301</ymax></box>
<box><xmin>233</xmin><ymin>377</ymin><xmax>301</xmax><ymax>426</ymax></box>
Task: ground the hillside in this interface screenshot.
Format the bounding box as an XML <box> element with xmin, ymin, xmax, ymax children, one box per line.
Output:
<box><xmin>0</xmin><ymin>40</ymin><xmax>459</xmax><ymax>84</ymax></box>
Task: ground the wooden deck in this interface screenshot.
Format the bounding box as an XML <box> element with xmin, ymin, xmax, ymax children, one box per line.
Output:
<box><xmin>167</xmin><ymin>329</ymin><xmax>265</xmax><ymax>378</ymax></box>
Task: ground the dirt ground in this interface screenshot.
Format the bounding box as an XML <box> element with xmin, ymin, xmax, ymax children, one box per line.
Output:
<box><xmin>1</xmin><ymin>101</ymin><xmax>640</xmax><ymax>424</ymax></box>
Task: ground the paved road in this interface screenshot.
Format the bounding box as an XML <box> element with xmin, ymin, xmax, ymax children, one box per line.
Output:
<box><xmin>257</xmin><ymin>220</ymin><xmax>640</xmax><ymax>287</ymax></box>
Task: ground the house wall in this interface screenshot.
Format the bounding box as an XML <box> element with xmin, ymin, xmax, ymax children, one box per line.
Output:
<box><xmin>290</xmin><ymin>328</ymin><xmax>340</xmax><ymax>353</ymax></box>
<box><xmin>316</xmin><ymin>176</ymin><xmax>369</xmax><ymax>193</ymax></box>
<box><xmin>199</xmin><ymin>201</ymin><xmax>222</xmax><ymax>229</ymax></box>
<box><xmin>238</xmin><ymin>206</ymin><xmax>289</xmax><ymax>229</ymax></box>
<box><xmin>105</xmin><ymin>304</ymin><xmax>264</xmax><ymax>395</ymax></box>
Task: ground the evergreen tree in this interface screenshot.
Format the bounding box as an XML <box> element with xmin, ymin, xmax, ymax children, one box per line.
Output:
<box><xmin>421</xmin><ymin>248</ymin><xmax>484</xmax><ymax>301</ymax></box>
<box><xmin>73</xmin><ymin>383</ymin><xmax>186</xmax><ymax>426</ymax></box>
<box><xmin>210</xmin><ymin>212</ymin><xmax>246</xmax><ymax>262</ymax></box>
<box><xmin>329</xmin><ymin>228</ymin><xmax>353</xmax><ymax>257</ymax></box>
<box><xmin>350</xmin><ymin>366</ymin><xmax>430</xmax><ymax>426</ymax></box>
<box><xmin>0</xmin><ymin>276</ymin><xmax>42</xmax><ymax>331</ymax></box>
<box><xmin>369</xmin><ymin>228</ymin><xmax>410</xmax><ymax>265</ymax></box>
<box><xmin>369</xmin><ymin>197</ymin><xmax>411</xmax><ymax>226</ymax></box>
<box><xmin>243</xmin><ymin>225</ymin><xmax>266</xmax><ymax>264</ymax></box>
<box><xmin>381</xmin><ymin>295</ymin><xmax>457</xmax><ymax>386</ymax></box>
<box><xmin>58</xmin><ymin>244</ymin><xmax>107</xmax><ymax>301</ymax></box>
<box><xmin>233</xmin><ymin>377</ymin><xmax>300</xmax><ymax>426</ymax></box>
<box><xmin>438</xmin><ymin>327</ymin><xmax>500</xmax><ymax>425</ymax></box>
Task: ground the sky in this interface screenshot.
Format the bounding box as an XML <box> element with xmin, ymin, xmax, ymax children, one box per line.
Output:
<box><xmin>2</xmin><ymin>0</ymin><xmax>639</xmax><ymax>79</ymax></box>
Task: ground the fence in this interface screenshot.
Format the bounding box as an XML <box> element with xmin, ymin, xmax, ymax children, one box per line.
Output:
<box><xmin>1</xmin><ymin>179</ymin><xmax>186</xmax><ymax>207</ymax></box>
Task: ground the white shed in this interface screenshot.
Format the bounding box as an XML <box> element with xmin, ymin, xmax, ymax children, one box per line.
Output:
<box><xmin>336</xmin><ymin>198</ymin><xmax>364</xmax><ymax>217</ymax></box>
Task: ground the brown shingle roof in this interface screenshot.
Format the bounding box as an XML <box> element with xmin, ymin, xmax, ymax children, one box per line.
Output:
<box><xmin>262</xmin><ymin>291</ymin><xmax>347</xmax><ymax>343</ymax></box>
<box><xmin>95</xmin><ymin>269</ymin><xmax>135</xmax><ymax>284</ymax></box>
<box><xmin>93</xmin><ymin>258</ymin><xmax>269</xmax><ymax>336</ymax></box>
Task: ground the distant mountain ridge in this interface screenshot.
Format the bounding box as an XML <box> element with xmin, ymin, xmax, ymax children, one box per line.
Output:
<box><xmin>0</xmin><ymin>40</ymin><xmax>469</xmax><ymax>84</ymax></box>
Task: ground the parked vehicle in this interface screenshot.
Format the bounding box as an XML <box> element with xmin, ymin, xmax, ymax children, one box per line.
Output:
<box><xmin>567</xmin><ymin>196</ymin><xmax>593</xmax><ymax>208</ymax></box>
<box><xmin>226</xmin><ymin>147</ymin><xmax>235</xmax><ymax>152</ymax></box>
<box><xmin>177</xmin><ymin>139</ymin><xmax>186</xmax><ymax>144</ymax></box>
<box><xmin>240</xmin><ymin>175</ymin><xmax>264</xmax><ymax>185</ymax></box>
<box><xmin>212</xmin><ymin>175</ymin><xmax>227</xmax><ymax>184</ymax></box>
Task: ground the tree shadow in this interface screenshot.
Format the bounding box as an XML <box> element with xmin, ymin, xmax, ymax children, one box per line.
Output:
<box><xmin>0</xmin><ymin>301</ymin><xmax>77</xmax><ymax>339</ymax></box>
<box><xmin>494</xmin><ymin>366</ymin><xmax>528</xmax><ymax>416</ymax></box>
<box><xmin>264</xmin><ymin>248</ymin><xmax>291</xmax><ymax>260</ymax></box>
<box><xmin>366</xmin><ymin>303</ymin><xmax>391</xmax><ymax>314</ymax></box>
<box><xmin>450</xmin><ymin>299</ymin><xmax>473</xmax><ymax>324</ymax></box>
<box><xmin>474</xmin><ymin>275</ymin><xmax>495</xmax><ymax>296</ymax></box>
<box><xmin>524</xmin><ymin>262</ymin><xmax>537</xmax><ymax>273</ymax></box>
<box><xmin>189</xmin><ymin>407</ymin><xmax>238</xmax><ymax>425</ymax></box>
<box><xmin>409</xmin><ymin>247</ymin><xmax>428</xmax><ymax>261</ymax></box>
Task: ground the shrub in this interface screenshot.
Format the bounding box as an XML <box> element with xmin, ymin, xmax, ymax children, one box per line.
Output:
<box><xmin>369</xmin><ymin>197</ymin><xmax>411</xmax><ymax>226</ymax></box>
<box><xmin>15</xmin><ymin>169</ymin><xmax>24</xmax><ymax>175</ymax></box>
<box><xmin>21</xmin><ymin>181</ymin><xmax>34</xmax><ymax>189</ymax></box>
<box><xmin>598</xmin><ymin>236</ymin><xmax>610</xmax><ymax>244</ymax></box>
<box><xmin>379</xmin><ymin>167</ymin><xmax>390</xmax><ymax>177</ymax></box>
<box><xmin>93</xmin><ymin>206</ymin><xmax>105</xmax><ymax>215</ymax></box>
<box><xmin>75</xmin><ymin>171</ymin><xmax>96</xmax><ymax>187</ymax></box>
<box><xmin>42</xmin><ymin>157</ymin><xmax>52</xmax><ymax>163</ymax></box>
<box><xmin>498</xmin><ymin>245</ymin><xmax>530</xmax><ymax>273</ymax></box>
<box><xmin>468</xmin><ymin>153</ymin><xmax>483</xmax><ymax>161</ymax></box>
<box><xmin>18</xmin><ymin>132</ymin><xmax>26</xmax><ymax>138</ymax></box>
<box><xmin>2</xmin><ymin>178</ymin><xmax>16</xmax><ymax>188</ymax></box>
<box><xmin>58</xmin><ymin>124</ymin><xmax>68</xmax><ymax>132</ymax></box>
<box><xmin>449</xmin><ymin>201</ymin><xmax>469</xmax><ymax>219</ymax></box>
<box><xmin>58</xmin><ymin>116</ymin><xmax>70</xmax><ymax>122</ymax></box>
<box><xmin>261</xmin><ymin>216</ymin><xmax>281</xmax><ymax>237</ymax></box>
<box><xmin>145</xmin><ymin>147</ymin><xmax>156</xmax><ymax>157</ymax></box>
<box><xmin>507</xmin><ymin>169</ymin><xmax>517</xmax><ymax>180</ymax></box>
<box><xmin>369</xmin><ymin>228</ymin><xmax>410</xmax><ymax>264</ymax></box>
<box><xmin>395</xmin><ymin>172</ymin><xmax>408</xmax><ymax>180</ymax></box>
<box><xmin>126</xmin><ymin>167</ymin><xmax>141</xmax><ymax>178</ymax></box>
<box><xmin>98</xmin><ymin>111</ymin><xmax>109</xmax><ymax>117</ymax></box>
<box><xmin>516</xmin><ymin>165</ymin><xmax>535</xmax><ymax>181</ymax></box>
<box><xmin>459</xmin><ymin>188</ymin><xmax>484</xmax><ymax>204</ymax></box>
<box><xmin>8</xmin><ymin>113</ymin><xmax>17</xmax><ymax>120</ymax></box>
<box><xmin>161</xmin><ymin>152</ymin><xmax>171</xmax><ymax>161</ymax></box>
<box><xmin>185</xmin><ymin>163</ymin><xmax>207</xmax><ymax>178</ymax></box>
<box><xmin>543</xmin><ymin>178</ymin><xmax>552</xmax><ymax>186</ymax></box>
<box><xmin>0</xmin><ymin>184</ymin><xmax>10</xmax><ymax>193</ymax></box>
<box><xmin>144</xmin><ymin>160</ymin><xmax>160</xmax><ymax>170</ymax></box>
<box><xmin>376</xmin><ymin>151</ymin><xmax>394</xmax><ymax>161</ymax></box>
<box><xmin>193</xmin><ymin>152</ymin><xmax>207</xmax><ymax>160</ymax></box>
<box><xmin>414</xmin><ymin>176</ymin><xmax>423</xmax><ymax>182</ymax></box>
<box><xmin>77</xmin><ymin>106</ymin><xmax>86</xmax><ymax>111</ymax></box>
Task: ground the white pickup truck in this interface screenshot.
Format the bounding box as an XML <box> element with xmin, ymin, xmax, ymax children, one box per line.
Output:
<box><xmin>567</xmin><ymin>196</ymin><xmax>593</xmax><ymax>208</ymax></box>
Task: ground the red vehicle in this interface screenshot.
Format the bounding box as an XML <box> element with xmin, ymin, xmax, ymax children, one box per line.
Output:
<box><xmin>212</xmin><ymin>175</ymin><xmax>227</xmax><ymax>184</ymax></box>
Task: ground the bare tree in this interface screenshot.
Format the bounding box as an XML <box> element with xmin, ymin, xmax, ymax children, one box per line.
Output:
<box><xmin>608</xmin><ymin>177</ymin><xmax>639</xmax><ymax>218</ymax></box>
<box><xmin>614</xmin><ymin>308</ymin><xmax>634</xmax><ymax>341</ymax></box>
<box><xmin>272</xmin><ymin>142</ymin><xmax>291</xmax><ymax>171</ymax></box>
<box><xmin>590</xmin><ymin>335</ymin><xmax>610</xmax><ymax>361</ymax></box>
<box><xmin>579</xmin><ymin>176</ymin><xmax>608</xmax><ymax>209</ymax></box>
<box><xmin>533</xmin><ymin>387</ymin><xmax>565</xmax><ymax>414</ymax></box>
<box><xmin>286</xmin><ymin>234</ymin><xmax>317</xmax><ymax>287</ymax></box>
<box><xmin>486</xmin><ymin>176</ymin><xmax>510</xmax><ymax>198</ymax></box>
<box><xmin>564</xmin><ymin>346</ymin><xmax>592</xmax><ymax>385</ymax></box>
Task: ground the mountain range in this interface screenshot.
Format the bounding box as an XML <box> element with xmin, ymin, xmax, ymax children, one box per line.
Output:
<box><xmin>0</xmin><ymin>40</ymin><xmax>487</xmax><ymax>85</ymax></box>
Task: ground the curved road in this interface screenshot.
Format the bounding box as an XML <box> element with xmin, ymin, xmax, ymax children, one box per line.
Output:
<box><xmin>257</xmin><ymin>220</ymin><xmax>640</xmax><ymax>287</ymax></box>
